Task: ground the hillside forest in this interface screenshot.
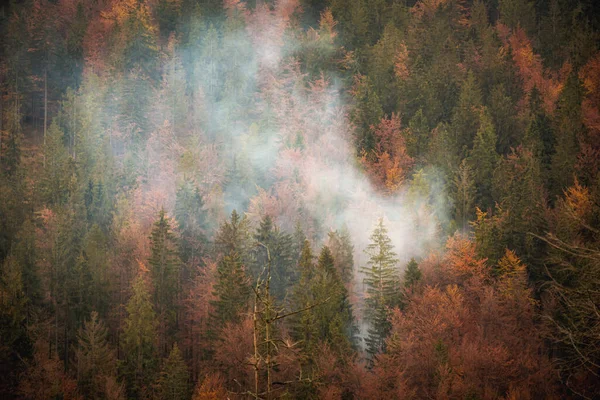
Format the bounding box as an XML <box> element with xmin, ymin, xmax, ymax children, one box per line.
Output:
<box><xmin>1</xmin><ymin>0</ymin><xmax>600</xmax><ymax>398</ymax></box>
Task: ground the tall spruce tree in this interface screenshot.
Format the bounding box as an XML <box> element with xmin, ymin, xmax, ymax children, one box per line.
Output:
<box><xmin>148</xmin><ymin>209</ymin><xmax>181</xmax><ymax>344</ymax></box>
<box><xmin>214</xmin><ymin>210</ymin><xmax>252</xmax><ymax>262</ymax></box>
<box><xmin>327</xmin><ymin>228</ymin><xmax>355</xmax><ymax>286</ymax></box>
<box><xmin>121</xmin><ymin>273</ymin><xmax>158</xmax><ymax>398</ymax></box>
<box><xmin>73</xmin><ymin>311</ymin><xmax>117</xmax><ymax>399</ymax></box>
<box><xmin>289</xmin><ymin>240</ymin><xmax>318</xmax><ymax>351</ymax></box>
<box><xmin>252</xmin><ymin>215</ymin><xmax>294</xmax><ymax>301</ymax></box>
<box><xmin>174</xmin><ymin>181</ymin><xmax>209</xmax><ymax>268</ymax></box>
<box><xmin>210</xmin><ymin>251</ymin><xmax>251</xmax><ymax>325</ymax></box>
<box><xmin>468</xmin><ymin>108</ymin><xmax>499</xmax><ymax>210</ymax></box>
<box><xmin>312</xmin><ymin>246</ymin><xmax>354</xmax><ymax>354</ymax></box>
<box><xmin>156</xmin><ymin>343</ymin><xmax>189</xmax><ymax>400</ymax></box>
<box><xmin>362</xmin><ymin>218</ymin><xmax>400</xmax><ymax>357</ymax></box>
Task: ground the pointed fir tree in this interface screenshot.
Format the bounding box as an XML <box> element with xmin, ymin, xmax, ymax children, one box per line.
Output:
<box><xmin>252</xmin><ymin>215</ymin><xmax>294</xmax><ymax>301</ymax></box>
<box><xmin>40</xmin><ymin>120</ymin><xmax>73</xmax><ymax>205</ymax></box>
<box><xmin>312</xmin><ymin>246</ymin><xmax>354</xmax><ymax>354</ymax></box>
<box><xmin>361</xmin><ymin>218</ymin><xmax>400</xmax><ymax>358</ymax></box>
<box><xmin>214</xmin><ymin>210</ymin><xmax>252</xmax><ymax>263</ymax></box>
<box><xmin>121</xmin><ymin>273</ymin><xmax>158</xmax><ymax>398</ymax></box>
<box><xmin>210</xmin><ymin>251</ymin><xmax>251</xmax><ymax>325</ymax></box>
<box><xmin>291</xmin><ymin>220</ymin><xmax>307</xmax><ymax>266</ymax></box>
<box><xmin>468</xmin><ymin>108</ymin><xmax>499</xmax><ymax>210</ymax></box>
<box><xmin>289</xmin><ymin>240</ymin><xmax>318</xmax><ymax>351</ymax></box>
<box><xmin>148</xmin><ymin>209</ymin><xmax>181</xmax><ymax>334</ymax></box>
<box><xmin>1</xmin><ymin>99</ymin><xmax>22</xmax><ymax>177</ymax></box>
<box><xmin>174</xmin><ymin>180</ymin><xmax>209</xmax><ymax>268</ymax></box>
<box><xmin>454</xmin><ymin>158</ymin><xmax>476</xmax><ymax>229</ymax></box>
<box><xmin>73</xmin><ymin>311</ymin><xmax>117</xmax><ymax>399</ymax></box>
<box><xmin>0</xmin><ymin>255</ymin><xmax>29</xmax><ymax>367</ymax></box>
<box><xmin>403</xmin><ymin>258</ymin><xmax>422</xmax><ymax>288</ymax></box>
<box><xmin>156</xmin><ymin>343</ymin><xmax>189</xmax><ymax>400</ymax></box>
<box><xmin>450</xmin><ymin>71</ymin><xmax>483</xmax><ymax>159</ymax></box>
<box><xmin>327</xmin><ymin>228</ymin><xmax>355</xmax><ymax>286</ymax></box>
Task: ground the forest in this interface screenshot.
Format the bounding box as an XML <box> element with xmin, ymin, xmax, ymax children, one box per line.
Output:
<box><xmin>1</xmin><ymin>0</ymin><xmax>600</xmax><ymax>398</ymax></box>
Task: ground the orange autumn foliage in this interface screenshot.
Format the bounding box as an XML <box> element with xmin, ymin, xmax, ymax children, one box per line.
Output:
<box><xmin>502</xmin><ymin>27</ymin><xmax>570</xmax><ymax>115</ymax></box>
<box><xmin>577</xmin><ymin>53</ymin><xmax>600</xmax><ymax>180</ymax></box>
<box><xmin>362</xmin><ymin>114</ymin><xmax>414</xmax><ymax>194</ymax></box>
<box><xmin>369</xmin><ymin>237</ymin><xmax>558</xmax><ymax>399</ymax></box>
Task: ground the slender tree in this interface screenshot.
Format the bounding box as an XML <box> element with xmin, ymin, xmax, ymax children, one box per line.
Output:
<box><xmin>362</xmin><ymin>218</ymin><xmax>400</xmax><ymax>357</ymax></box>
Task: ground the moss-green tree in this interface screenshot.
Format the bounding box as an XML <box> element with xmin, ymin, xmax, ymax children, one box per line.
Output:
<box><xmin>156</xmin><ymin>343</ymin><xmax>189</xmax><ymax>400</ymax></box>
<box><xmin>210</xmin><ymin>250</ymin><xmax>251</xmax><ymax>326</ymax></box>
<box><xmin>73</xmin><ymin>311</ymin><xmax>118</xmax><ymax>399</ymax></box>
<box><xmin>468</xmin><ymin>108</ymin><xmax>499</xmax><ymax>210</ymax></box>
<box><xmin>121</xmin><ymin>273</ymin><xmax>158</xmax><ymax>398</ymax></box>
<box><xmin>149</xmin><ymin>209</ymin><xmax>181</xmax><ymax>346</ymax></box>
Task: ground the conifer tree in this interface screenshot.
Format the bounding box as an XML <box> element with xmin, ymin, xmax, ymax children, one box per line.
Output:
<box><xmin>175</xmin><ymin>181</ymin><xmax>209</xmax><ymax>267</ymax></box>
<box><xmin>450</xmin><ymin>71</ymin><xmax>483</xmax><ymax>159</ymax></box>
<box><xmin>468</xmin><ymin>108</ymin><xmax>499</xmax><ymax>210</ymax></box>
<box><xmin>0</xmin><ymin>255</ymin><xmax>29</xmax><ymax>368</ymax></box>
<box><xmin>312</xmin><ymin>246</ymin><xmax>354</xmax><ymax>354</ymax></box>
<box><xmin>289</xmin><ymin>240</ymin><xmax>318</xmax><ymax>349</ymax></box>
<box><xmin>148</xmin><ymin>209</ymin><xmax>181</xmax><ymax>341</ymax></box>
<box><xmin>73</xmin><ymin>311</ymin><xmax>117</xmax><ymax>399</ymax></box>
<box><xmin>327</xmin><ymin>228</ymin><xmax>355</xmax><ymax>286</ymax></box>
<box><xmin>82</xmin><ymin>224</ymin><xmax>110</xmax><ymax>317</ymax></box>
<box><xmin>1</xmin><ymin>99</ymin><xmax>22</xmax><ymax>176</ymax></box>
<box><xmin>13</xmin><ymin>219</ymin><xmax>41</xmax><ymax>307</ymax></box>
<box><xmin>362</xmin><ymin>218</ymin><xmax>400</xmax><ymax>357</ymax></box>
<box><xmin>40</xmin><ymin>120</ymin><xmax>73</xmax><ymax>206</ymax></box>
<box><xmin>403</xmin><ymin>258</ymin><xmax>421</xmax><ymax>288</ymax></box>
<box><xmin>214</xmin><ymin>210</ymin><xmax>252</xmax><ymax>262</ymax></box>
<box><xmin>252</xmin><ymin>215</ymin><xmax>294</xmax><ymax>301</ymax></box>
<box><xmin>121</xmin><ymin>273</ymin><xmax>158</xmax><ymax>398</ymax></box>
<box><xmin>210</xmin><ymin>250</ymin><xmax>251</xmax><ymax>325</ymax></box>
<box><xmin>454</xmin><ymin>158</ymin><xmax>476</xmax><ymax>229</ymax></box>
<box><xmin>291</xmin><ymin>221</ymin><xmax>307</xmax><ymax>265</ymax></box>
<box><xmin>156</xmin><ymin>343</ymin><xmax>189</xmax><ymax>400</ymax></box>
<box><xmin>351</xmin><ymin>74</ymin><xmax>383</xmax><ymax>155</ymax></box>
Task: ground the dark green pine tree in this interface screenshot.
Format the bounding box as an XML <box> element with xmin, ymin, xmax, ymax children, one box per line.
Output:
<box><xmin>468</xmin><ymin>108</ymin><xmax>499</xmax><ymax>210</ymax></box>
<box><xmin>148</xmin><ymin>209</ymin><xmax>181</xmax><ymax>337</ymax></box>
<box><xmin>350</xmin><ymin>74</ymin><xmax>384</xmax><ymax>155</ymax></box>
<box><xmin>252</xmin><ymin>215</ymin><xmax>295</xmax><ymax>301</ymax></box>
<box><xmin>450</xmin><ymin>71</ymin><xmax>483</xmax><ymax>159</ymax></box>
<box><xmin>1</xmin><ymin>99</ymin><xmax>22</xmax><ymax>177</ymax></box>
<box><xmin>290</xmin><ymin>243</ymin><xmax>355</xmax><ymax>361</ymax></box>
<box><xmin>12</xmin><ymin>219</ymin><xmax>41</xmax><ymax>307</ymax></box>
<box><xmin>210</xmin><ymin>251</ymin><xmax>251</xmax><ymax>325</ymax></box>
<box><xmin>361</xmin><ymin>218</ymin><xmax>400</xmax><ymax>358</ymax></box>
<box><xmin>524</xmin><ymin>86</ymin><xmax>555</xmax><ymax>183</ymax></box>
<box><xmin>82</xmin><ymin>224</ymin><xmax>110</xmax><ymax>317</ymax></box>
<box><xmin>121</xmin><ymin>273</ymin><xmax>158</xmax><ymax>398</ymax></box>
<box><xmin>174</xmin><ymin>181</ymin><xmax>209</xmax><ymax>269</ymax></box>
<box><xmin>289</xmin><ymin>240</ymin><xmax>318</xmax><ymax>351</ymax></box>
<box><xmin>312</xmin><ymin>246</ymin><xmax>354</xmax><ymax>354</ymax></box>
<box><xmin>214</xmin><ymin>210</ymin><xmax>252</xmax><ymax>262</ymax></box>
<box><xmin>156</xmin><ymin>343</ymin><xmax>189</xmax><ymax>400</ymax></box>
<box><xmin>73</xmin><ymin>311</ymin><xmax>117</xmax><ymax>399</ymax></box>
<box><xmin>291</xmin><ymin>220</ymin><xmax>307</xmax><ymax>266</ymax></box>
<box><xmin>492</xmin><ymin>147</ymin><xmax>547</xmax><ymax>278</ymax></box>
<box><xmin>403</xmin><ymin>258</ymin><xmax>422</xmax><ymax>288</ymax></box>
<box><xmin>39</xmin><ymin>120</ymin><xmax>73</xmax><ymax>206</ymax></box>
<box><xmin>327</xmin><ymin>228</ymin><xmax>355</xmax><ymax>286</ymax></box>
<box><xmin>551</xmin><ymin>72</ymin><xmax>584</xmax><ymax>196</ymax></box>
<box><xmin>399</xmin><ymin>258</ymin><xmax>422</xmax><ymax>311</ymax></box>
<box><xmin>0</xmin><ymin>254</ymin><xmax>30</xmax><ymax>379</ymax></box>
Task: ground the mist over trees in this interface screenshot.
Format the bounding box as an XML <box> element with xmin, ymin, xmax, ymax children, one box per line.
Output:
<box><xmin>1</xmin><ymin>0</ymin><xmax>600</xmax><ymax>398</ymax></box>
